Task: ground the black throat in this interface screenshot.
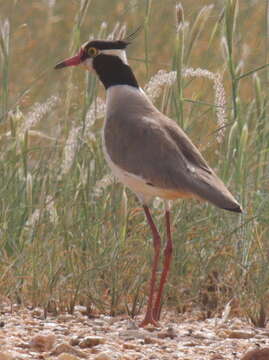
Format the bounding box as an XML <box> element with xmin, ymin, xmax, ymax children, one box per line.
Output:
<box><xmin>92</xmin><ymin>54</ymin><xmax>139</xmax><ymax>89</ymax></box>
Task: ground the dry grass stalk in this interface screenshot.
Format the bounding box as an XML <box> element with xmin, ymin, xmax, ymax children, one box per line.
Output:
<box><xmin>20</xmin><ymin>95</ymin><xmax>60</xmax><ymax>133</ymax></box>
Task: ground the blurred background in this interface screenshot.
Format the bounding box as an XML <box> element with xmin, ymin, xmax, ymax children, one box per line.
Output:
<box><xmin>0</xmin><ymin>0</ymin><xmax>269</xmax><ymax>325</ymax></box>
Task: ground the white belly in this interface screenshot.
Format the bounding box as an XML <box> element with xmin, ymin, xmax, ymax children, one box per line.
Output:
<box><xmin>102</xmin><ymin>144</ymin><xmax>158</xmax><ymax>203</ymax></box>
<box><xmin>102</xmin><ymin>138</ymin><xmax>189</xmax><ymax>204</ymax></box>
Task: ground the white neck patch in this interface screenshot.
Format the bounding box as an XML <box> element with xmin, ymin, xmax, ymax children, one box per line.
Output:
<box><xmin>100</xmin><ymin>49</ymin><xmax>128</xmax><ymax>64</ymax></box>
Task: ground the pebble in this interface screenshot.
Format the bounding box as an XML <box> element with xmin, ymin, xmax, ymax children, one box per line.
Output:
<box><xmin>143</xmin><ymin>325</ymin><xmax>157</xmax><ymax>332</ymax></box>
<box><xmin>144</xmin><ymin>336</ymin><xmax>161</xmax><ymax>344</ymax></box>
<box><xmin>0</xmin><ymin>352</ymin><xmax>13</xmax><ymax>360</ymax></box>
<box><xmin>126</xmin><ymin>320</ymin><xmax>138</xmax><ymax>330</ymax></box>
<box><xmin>119</xmin><ymin>329</ymin><xmax>147</xmax><ymax>339</ymax></box>
<box><xmin>74</xmin><ymin>306</ymin><xmax>88</xmax><ymax>315</ymax></box>
<box><xmin>31</xmin><ymin>309</ymin><xmax>42</xmax><ymax>317</ymax></box>
<box><xmin>57</xmin><ymin>354</ymin><xmax>80</xmax><ymax>360</ymax></box>
<box><xmin>260</xmin><ymin>331</ymin><xmax>269</xmax><ymax>338</ymax></box>
<box><xmin>51</xmin><ymin>343</ymin><xmax>87</xmax><ymax>358</ymax></box>
<box><xmin>94</xmin><ymin>352</ymin><xmax>113</xmax><ymax>360</ymax></box>
<box><xmin>241</xmin><ymin>347</ymin><xmax>269</xmax><ymax>360</ymax></box>
<box><xmin>79</xmin><ymin>336</ymin><xmax>105</xmax><ymax>348</ymax></box>
<box><xmin>158</xmin><ymin>326</ymin><xmax>177</xmax><ymax>339</ymax></box>
<box><xmin>70</xmin><ymin>336</ymin><xmax>80</xmax><ymax>346</ymax></box>
<box><xmin>123</xmin><ymin>343</ymin><xmax>137</xmax><ymax>350</ymax></box>
<box><xmin>29</xmin><ymin>331</ymin><xmax>56</xmax><ymax>352</ymax></box>
<box><xmin>227</xmin><ymin>330</ymin><xmax>255</xmax><ymax>339</ymax></box>
<box><xmin>94</xmin><ymin>320</ymin><xmax>105</xmax><ymax>327</ymax></box>
<box><xmin>58</xmin><ymin>314</ymin><xmax>74</xmax><ymax>322</ymax></box>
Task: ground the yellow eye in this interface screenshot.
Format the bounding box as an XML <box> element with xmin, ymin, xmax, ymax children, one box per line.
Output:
<box><xmin>87</xmin><ymin>47</ymin><xmax>99</xmax><ymax>57</ymax></box>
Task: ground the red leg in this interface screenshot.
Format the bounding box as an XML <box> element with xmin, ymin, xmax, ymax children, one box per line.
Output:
<box><xmin>140</xmin><ymin>205</ymin><xmax>161</xmax><ymax>327</ymax></box>
<box><xmin>153</xmin><ymin>210</ymin><xmax>173</xmax><ymax>321</ymax></box>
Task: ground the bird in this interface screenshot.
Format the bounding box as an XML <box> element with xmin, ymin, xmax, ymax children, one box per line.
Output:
<box><xmin>55</xmin><ymin>37</ymin><xmax>242</xmax><ymax>327</ymax></box>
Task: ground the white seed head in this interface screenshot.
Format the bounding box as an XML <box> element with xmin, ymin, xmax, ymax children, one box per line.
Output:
<box><xmin>21</xmin><ymin>95</ymin><xmax>60</xmax><ymax>133</ymax></box>
<box><xmin>175</xmin><ymin>3</ymin><xmax>184</xmax><ymax>27</ymax></box>
<box><xmin>144</xmin><ymin>70</ymin><xmax>177</xmax><ymax>101</ymax></box>
<box><xmin>60</xmin><ymin>126</ymin><xmax>81</xmax><ymax>176</ymax></box>
<box><xmin>46</xmin><ymin>195</ymin><xmax>58</xmax><ymax>224</ymax></box>
<box><xmin>220</xmin><ymin>36</ymin><xmax>229</xmax><ymax>60</ymax></box>
<box><xmin>145</xmin><ymin>67</ymin><xmax>227</xmax><ymax>142</ymax></box>
<box><xmin>85</xmin><ymin>97</ymin><xmax>106</xmax><ymax>133</ymax></box>
<box><xmin>25</xmin><ymin>208</ymin><xmax>40</xmax><ymax>227</ymax></box>
<box><xmin>118</xmin><ymin>24</ymin><xmax>127</xmax><ymax>40</ymax></box>
<box><xmin>107</xmin><ymin>22</ymin><xmax>120</xmax><ymax>40</ymax></box>
<box><xmin>92</xmin><ymin>173</ymin><xmax>116</xmax><ymax>199</ymax></box>
<box><xmin>182</xmin><ymin>67</ymin><xmax>227</xmax><ymax>142</ymax></box>
<box><xmin>0</xmin><ymin>18</ymin><xmax>10</xmax><ymax>57</ymax></box>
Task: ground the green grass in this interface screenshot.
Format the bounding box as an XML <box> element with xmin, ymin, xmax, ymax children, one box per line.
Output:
<box><xmin>0</xmin><ymin>0</ymin><xmax>269</xmax><ymax>325</ymax></box>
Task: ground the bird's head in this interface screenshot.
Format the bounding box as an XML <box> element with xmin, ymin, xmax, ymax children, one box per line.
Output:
<box><xmin>54</xmin><ymin>39</ymin><xmax>129</xmax><ymax>72</ymax></box>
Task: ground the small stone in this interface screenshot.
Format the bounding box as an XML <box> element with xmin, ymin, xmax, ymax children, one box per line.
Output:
<box><xmin>166</xmin><ymin>326</ymin><xmax>177</xmax><ymax>339</ymax></box>
<box><xmin>0</xmin><ymin>352</ymin><xmax>14</xmax><ymax>360</ymax></box>
<box><xmin>126</xmin><ymin>320</ymin><xmax>138</xmax><ymax>330</ymax></box>
<box><xmin>119</xmin><ymin>329</ymin><xmax>146</xmax><ymax>339</ymax></box>
<box><xmin>69</xmin><ymin>337</ymin><xmax>80</xmax><ymax>346</ymax></box>
<box><xmin>143</xmin><ymin>325</ymin><xmax>157</xmax><ymax>332</ymax></box>
<box><xmin>122</xmin><ymin>352</ymin><xmax>142</xmax><ymax>359</ymax></box>
<box><xmin>32</xmin><ymin>309</ymin><xmax>42</xmax><ymax>317</ymax></box>
<box><xmin>123</xmin><ymin>343</ymin><xmax>137</xmax><ymax>350</ymax></box>
<box><xmin>241</xmin><ymin>347</ymin><xmax>269</xmax><ymax>360</ymax></box>
<box><xmin>260</xmin><ymin>331</ymin><xmax>269</xmax><ymax>338</ymax></box>
<box><xmin>17</xmin><ymin>342</ymin><xmax>30</xmax><ymax>349</ymax></box>
<box><xmin>57</xmin><ymin>354</ymin><xmax>80</xmax><ymax>360</ymax></box>
<box><xmin>93</xmin><ymin>320</ymin><xmax>105</xmax><ymax>327</ymax></box>
<box><xmin>30</xmin><ymin>332</ymin><xmax>56</xmax><ymax>352</ymax></box>
<box><xmin>183</xmin><ymin>341</ymin><xmax>199</xmax><ymax>347</ymax></box>
<box><xmin>144</xmin><ymin>336</ymin><xmax>161</xmax><ymax>344</ymax></box>
<box><xmin>158</xmin><ymin>326</ymin><xmax>177</xmax><ymax>339</ymax></box>
<box><xmin>79</xmin><ymin>336</ymin><xmax>105</xmax><ymax>348</ymax></box>
<box><xmin>94</xmin><ymin>352</ymin><xmax>112</xmax><ymax>360</ymax></box>
<box><xmin>0</xmin><ymin>321</ymin><xmax>5</xmax><ymax>328</ymax></box>
<box><xmin>74</xmin><ymin>305</ymin><xmax>87</xmax><ymax>314</ymax></box>
<box><xmin>58</xmin><ymin>314</ymin><xmax>73</xmax><ymax>322</ymax></box>
<box><xmin>51</xmin><ymin>343</ymin><xmax>87</xmax><ymax>358</ymax></box>
<box><xmin>227</xmin><ymin>330</ymin><xmax>255</xmax><ymax>339</ymax></box>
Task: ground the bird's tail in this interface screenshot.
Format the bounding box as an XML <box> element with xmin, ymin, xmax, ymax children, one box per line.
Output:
<box><xmin>192</xmin><ymin>170</ymin><xmax>242</xmax><ymax>213</ymax></box>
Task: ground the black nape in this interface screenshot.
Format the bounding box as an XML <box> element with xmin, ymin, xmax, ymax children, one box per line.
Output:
<box><xmin>92</xmin><ymin>54</ymin><xmax>139</xmax><ymax>89</ymax></box>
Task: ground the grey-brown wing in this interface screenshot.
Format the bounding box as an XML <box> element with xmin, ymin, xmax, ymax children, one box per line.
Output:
<box><xmin>105</xmin><ymin>109</ymin><xmax>241</xmax><ymax>211</ymax></box>
<box><xmin>160</xmin><ymin>116</ymin><xmax>212</xmax><ymax>174</ymax></box>
<box><xmin>105</xmin><ymin>110</ymin><xmax>205</xmax><ymax>191</ymax></box>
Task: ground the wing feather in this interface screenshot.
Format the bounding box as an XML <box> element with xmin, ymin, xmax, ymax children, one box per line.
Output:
<box><xmin>104</xmin><ymin>86</ymin><xmax>241</xmax><ymax>211</ymax></box>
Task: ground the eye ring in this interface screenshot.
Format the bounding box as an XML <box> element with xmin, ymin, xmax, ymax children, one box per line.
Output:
<box><xmin>87</xmin><ymin>47</ymin><xmax>99</xmax><ymax>57</ymax></box>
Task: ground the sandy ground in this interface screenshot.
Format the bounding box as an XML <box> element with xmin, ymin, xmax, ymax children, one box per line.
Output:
<box><xmin>0</xmin><ymin>305</ymin><xmax>268</xmax><ymax>360</ymax></box>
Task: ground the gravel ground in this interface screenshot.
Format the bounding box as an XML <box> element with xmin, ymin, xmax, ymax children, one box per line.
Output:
<box><xmin>0</xmin><ymin>305</ymin><xmax>269</xmax><ymax>360</ymax></box>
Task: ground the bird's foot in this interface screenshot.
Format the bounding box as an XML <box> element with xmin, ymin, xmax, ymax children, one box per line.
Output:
<box><xmin>139</xmin><ymin>313</ymin><xmax>159</xmax><ymax>328</ymax></box>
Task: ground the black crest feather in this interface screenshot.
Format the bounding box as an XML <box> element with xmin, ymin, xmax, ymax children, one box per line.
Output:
<box><xmin>85</xmin><ymin>40</ymin><xmax>128</xmax><ymax>51</ymax></box>
<box><xmin>124</xmin><ymin>25</ymin><xmax>143</xmax><ymax>43</ymax></box>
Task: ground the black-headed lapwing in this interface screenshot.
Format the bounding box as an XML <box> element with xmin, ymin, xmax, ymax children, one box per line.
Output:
<box><xmin>55</xmin><ymin>38</ymin><xmax>242</xmax><ymax>327</ymax></box>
